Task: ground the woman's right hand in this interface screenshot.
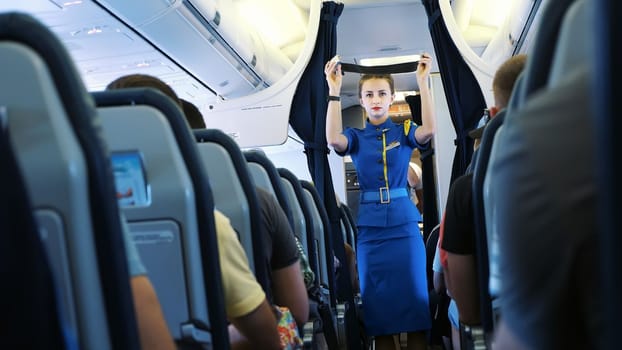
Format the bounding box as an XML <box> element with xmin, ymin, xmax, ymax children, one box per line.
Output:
<box><xmin>324</xmin><ymin>55</ymin><xmax>342</xmax><ymax>95</ymax></box>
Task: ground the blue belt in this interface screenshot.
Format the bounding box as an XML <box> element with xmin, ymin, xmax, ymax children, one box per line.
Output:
<box><xmin>361</xmin><ymin>188</ymin><xmax>408</xmax><ymax>203</ymax></box>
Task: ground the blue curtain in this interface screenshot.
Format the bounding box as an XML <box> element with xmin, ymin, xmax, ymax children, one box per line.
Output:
<box><xmin>406</xmin><ymin>95</ymin><xmax>439</xmax><ymax>240</ymax></box>
<box><xmin>421</xmin><ymin>0</ymin><xmax>487</xmax><ymax>182</ymax></box>
<box><xmin>288</xmin><ymin>2</ymin><xmax>362</xmax><ymax>349</ymax></box>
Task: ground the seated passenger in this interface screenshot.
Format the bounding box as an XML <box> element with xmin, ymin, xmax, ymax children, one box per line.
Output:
<box><xmin>215</xmin><ymin>210</ymin><xmax>281</xmax><ymax>350</ymax></box>
<box><xmin>107</xmin><ymin>74</ymin><xmax>182</xmax><ymax>107</ymax></box>
<box><xmin>255</xmin><ymin>187</ymin><xmax>309</xmax><ymax>326</ymax></box>
<box><xmin>343</xmin><ymin>242</ymin><xmax>360</xmax><ymax>294</ymax></box>
<box><xmin>429</xmin><ymin>227</ymin><xmax>452</xmax><ymax>350</ymax></box>
<box><xmin>106</xmin><ymin>74</ymin><xmax>281</xmax><ymax>349</ymax></box>
<box><xmin>407</xmin><ymin>161</ymin><xmax>424</xmax><ymax>214</ymax></box>
<box><xmin>124</xmin><ymin>209</ymin><xmax>280</xmax><ymax>350</ymax></box>
<box><xmin>121</xmin><ymin>216</ymin><xmax>176</xmax><ymax>350</ymax></box>
<box><xmin>437</xmin><ymin>214</ymin><xmax>461</xmax><ymax>350</ymax></box>
<box><xmin>180</xmin><ymin>98</ymin><xmax>207</xmax><ymax>129</ymax></box>
<box><xmin>441</xmin><ymin>55</ymin><xmax>526</xmax><ymax>331</ymax></box>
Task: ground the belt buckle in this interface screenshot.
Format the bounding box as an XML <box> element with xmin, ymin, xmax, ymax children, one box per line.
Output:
<box><xmin>379</xmin><ymin>187</ymin><xmax>390</xmax><ymax>203</ymax></box>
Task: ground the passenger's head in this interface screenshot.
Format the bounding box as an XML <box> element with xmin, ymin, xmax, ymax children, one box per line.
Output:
<box><xmin>407</xmin><ymin>162</ymin><xmax>422</xmax><ymax>189</ymax></box>
<box><xmin>492</xmin><ymin>54</ymin><xmax>527</xmax><ymax>112</ymax></box>
<box><xmin>106</xmin><ymin>74</ymin><xmax>182</xmax><ymax>108</ymax></box>
<box><xmin>180</xmin><ymin>99</ymin><xmax>206</xmax><ymax>129</ymax></box>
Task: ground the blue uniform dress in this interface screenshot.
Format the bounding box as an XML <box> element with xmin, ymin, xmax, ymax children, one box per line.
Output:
<box><xmin>338</xmin><ymin>118</ymin><xmax>431</xmax><ymax>336</ymax></box>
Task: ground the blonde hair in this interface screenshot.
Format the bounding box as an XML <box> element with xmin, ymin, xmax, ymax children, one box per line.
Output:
<box><xmin>492</xmin><ymin>54</ymin><xmax>527</xmax><ymax>108</ymax></box>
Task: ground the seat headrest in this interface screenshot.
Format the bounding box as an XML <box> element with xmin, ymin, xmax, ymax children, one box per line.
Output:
<box><xmin>0</xmin><ymin>12</ymin><xmax>100</xmax><ymax>138</ymax></box>
<box><xmin>244</xmin><ymin>149</ymin><xmax>294</xmax><ymax>226</ymax></box>
<box><xmin>506</xmin><ymin>72</ymin><xmax>525</xmax><ymax>115</ymax></box>
<box><xmin>516</xmin><ymin>0</ymin><xmax>577</xmax><ymax>103</ymax></box>
<box><xmin>548</xmin><ymin>0</ymin><xmax>590</xmax><ymax>86</ymax></box>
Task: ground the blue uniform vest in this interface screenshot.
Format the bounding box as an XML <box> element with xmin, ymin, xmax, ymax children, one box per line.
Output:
<box><xmin>338</xmin><ymin>118</ymin><xmax>427</xmax><ymax>231</ymax></box>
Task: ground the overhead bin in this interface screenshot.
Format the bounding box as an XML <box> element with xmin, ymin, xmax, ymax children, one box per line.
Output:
<box><xmin>96</xmin><ymin>0</ymin><xmax>292</xmax><ymax>99</ymax></box>
<box><xmin>439</xmin><ymin>0</ymin><xmax>543</xmax><ymax>105</ymax></box>
<box><xmin>96</xmin><ymin>0</ymin><xmax>319</xmax><ymax>148</ymax></box>
<box><xmin>189</xmin><ymin>0</ymin><xmax>293</xmax><ymax>85</ymax></box>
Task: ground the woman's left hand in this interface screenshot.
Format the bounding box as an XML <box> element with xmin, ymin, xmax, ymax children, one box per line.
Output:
<box><xmin>416</xmin><ymin>53</ymin><xmax>433</xmax><ymax>82</ymax></box>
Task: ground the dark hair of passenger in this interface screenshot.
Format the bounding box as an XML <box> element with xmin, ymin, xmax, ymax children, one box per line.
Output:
<box><xmin>106</xmin><ymin>73</ymin><xmax>182</xmax><ymax>108</ymax></box>
<box><xmin>358</xmin><ymin>74</ymin><xmax>395</xmax><ymax>98</ymax></box>
<box><xmin>180</xmin><ymin>99</ymin><xmax>206</xmax><ymax>129</ymax></box>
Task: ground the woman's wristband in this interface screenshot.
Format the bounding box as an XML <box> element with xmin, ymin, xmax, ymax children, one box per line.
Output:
<box><xmin>327</xmin><ymin>95</ymin><xmax>341</xmax><ymax>102</ymax></box>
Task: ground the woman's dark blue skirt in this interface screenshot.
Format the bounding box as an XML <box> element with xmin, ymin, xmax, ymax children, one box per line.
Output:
<box><xmin>357</xmin><ymin>222</ymin><xmax>431</xmax><ymax>336</ymax></box>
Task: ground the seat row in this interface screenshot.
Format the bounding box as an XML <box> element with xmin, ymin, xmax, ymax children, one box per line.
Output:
<box><xmin>0</xmin><ymin>11</ymin><xmax>358</xmax><ymax>350</ymax></box>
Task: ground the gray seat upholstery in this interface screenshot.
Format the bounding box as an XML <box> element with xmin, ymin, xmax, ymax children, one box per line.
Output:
<box><xmin>301</xmin><ymin>186</ymin><xmax>330</xmax><ymax>290</ymax></box>
<box><xmin>485</xmin><ymin>1</ymin><xmax>599</xmax><ymax>348</ymax></box>
<box><xmin>338</xmin><ymin>204</ymin><xmax>355</xmax><ymax>250</ymax></box>
<box><xmin>244</xmin><ymin>150</ymin><xmax>295</xmax><ymax>228</ymax></box>
<box><xmin>0</xmin><ymin>101</ymin><xmax>66</xmax><ymax>348</ymax></box>
<box><xmin>278</xmin><ymin>168</ymin><xmax>323</xmax><ymax>287</ymax></box>
<box><xmin>278</xmin><ymin>169</ymin><xmax>309</xmax><ymax>252</ymax></box>
<box><xmin>94</xmin><ymin>88</ymin><xmax>229</xmax><ymax>349</ymax></box>
<box><xmin>196</xmin><ymin>132</ymin><xmax>255</xmax><ymax>272</ymax></box>
<box><xmin>299</xmin><ymin>180</ymin><xmax>344</xmax><ymax>348</ymax></box>
<box><xmin>0</xmin><ymin>12</ymin><xmax>139</xmax><ymax>350</ymax></box>
<box><xmin>485</xmin><ymin>0</ymin><xmax>591</xmax><ymax>299</ymax></box>
<box><xmin>469</xmin><ymin>103</ymin><xmax>509</xmax><ymax>336</ymax></box>
<box><xmin>194</xmin><ymin>128</ymin><xmax>272</xmax><ymax>299</ymax></box>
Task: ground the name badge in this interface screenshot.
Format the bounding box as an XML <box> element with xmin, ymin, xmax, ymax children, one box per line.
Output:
<box><xmin>386</xmin><ymin>141</ymin><xmax>400</xmax><ymax>151</ymax></box>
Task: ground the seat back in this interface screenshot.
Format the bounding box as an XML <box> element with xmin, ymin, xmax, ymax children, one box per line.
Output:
<box><xmin>483</xmin><ymin>122</ymin><xmax>516</xmax><ymax>305</ymax></box>
<box><xmin>0</xmin><ymin>12</ymin><xmax>138</xmax><ymax>350</ymax></box>
<box><xmin>470</xmin><ymin>109</ymin><xmax>506</xmax><ymax>332</ymax></box>
<box><xmin>278</xmin><ymin>168</ymin><xmax>309</xmax><ymax>252</ymax></box>
<box><xmin>278</xmin><ymin>168</ymin><xmax>322</xmax><ymax>285</ymax></box>
<box><xmin>338</xmin><ymin>206</ymin><xmax>349</xmax><ymax>246</ymax></box>
<box><xmin>484</xmin><ymin>1</ymin><xmax>595</xmax><ymax>347</ymax></box>
<box><xmin>485</xmin><ymin>0</ymin><xmax>590</xmax><ymax>301</ymax></box>
<box><xmin>194</xmin><ymin>128</ymin><xmax>271</xmax><ymax>299</ymax></box>
<box><xmin>425</xmin><ymin>224</ymin><xmax>441</xmax><ymax>292</ymax></box>
<box><xmin>341</xmin><ymin>203</ymin><xmax>358</xmax><ymax>249</ymax></box>
<box><xmin>511</xmin><ymin>0</ymin><xmax>578</xmax><ymax>107</ymax></box>
<box><xmin>338</xmin><ymin>203</ymin><xmax>356</xmax><ymax>250</ymax></box>
<box><xmin>300</xmin><ymin>186</ymin><xmax>329</xmax><ymax>291</ymax></box>
<box><xmin>300</xmin><ymin>180</ymin><xmax>337</xmax><ymax>307</ymax></box>
<box><xmin>244</xmin><ymin>150</ymin><xmax>295</xmax><ymax>229</ymax></box>
<box><xmin>474</xmin><ymin>1</ymin><xmax>585</xmax><ymax>329</ymax></box>
<box><xmin>93</xmin><ymin>88</ymin><xmax>229</xmax><ymax>349</ymax></box>
<box><xmin>0</xmin><ymin>109</ymin><xmax>66</xmax><ymax>348</ymax></box>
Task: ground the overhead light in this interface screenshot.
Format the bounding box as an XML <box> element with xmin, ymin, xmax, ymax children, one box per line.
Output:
<box><xmin>71</xmin><ymin>25</ymin><xmax>108</xmax><ymax>36</ymax></box>
<box><xmin>87</xmin><ymin>26</ymin><xmax>103</xmax><ymax>35</ymax></box>
<box><xmin>359</xmin><ymin>54</ymin><xmax>421</xmax><ymax>66</ymax></box>
<box><xmin>63</xmin><ymin>0</ymin><xmax>83</xmax><ymax>6</ymax></box>
<box><xmin>49</xmin><ymin>0</ymin><xmax>82</xmax><ymax>8</ymax></box>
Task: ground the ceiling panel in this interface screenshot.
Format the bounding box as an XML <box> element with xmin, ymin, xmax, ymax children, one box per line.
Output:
<box><xmin>0</xmin><ymin>0</ymin><xmax>217</xmax><ymax>112</ymax></box>
<box><xmin>336</xmin><ymin>1</ymin><xmax>435</xmax><ymax>107</ymax></box>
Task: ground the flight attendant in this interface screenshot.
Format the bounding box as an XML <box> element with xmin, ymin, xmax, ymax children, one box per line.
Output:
<box><xmin>324</xmin><ymin>53</ymin><xmax>435</xmax><ymax>350</ymax></box>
